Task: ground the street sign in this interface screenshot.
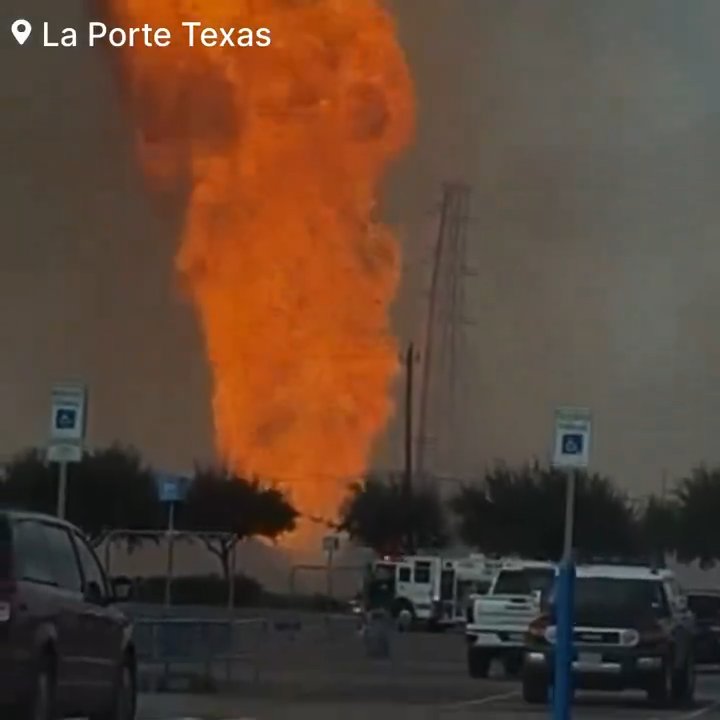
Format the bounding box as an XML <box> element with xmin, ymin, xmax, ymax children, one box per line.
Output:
<box><xmin>49</xmin><ymin>383</ymin><xmax>86</xmax><ymax>443</ymax></box>
<box><xmin>156</xmin><ymin>473</ymin><xmax>190</xmax><ymax>504</ymax></box>
<box><xmin>323</xmin><ymin>535</ymin><xmax>340</xmax><ymax>553</ymax></box>
<box><xmin>553</xmin><ymin>406</ymin><xmax>591</xmax><ymax>469</ymax></box>
<box><xmin>47</xmin><ymin>443</ymin><xmax>83</xmax><ymax>463</ymax></box>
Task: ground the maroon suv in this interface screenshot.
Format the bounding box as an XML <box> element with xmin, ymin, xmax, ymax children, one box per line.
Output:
<box><xmin>0</xmin><ymin>510</ymin><xmax>136</xmax><ymax>720</ymax></box>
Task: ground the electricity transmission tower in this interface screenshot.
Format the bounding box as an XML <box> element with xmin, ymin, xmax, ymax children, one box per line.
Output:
<box><xmin>415</xmin><ymin>182</ymin><xmax>474</xmax><ymax>481</ymax></box>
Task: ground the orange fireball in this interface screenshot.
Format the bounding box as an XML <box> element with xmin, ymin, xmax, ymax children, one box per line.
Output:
<box><xmin>98</xmin><ymin>0</ymin><xmax>415</xmax><ymax>526</ymax></box>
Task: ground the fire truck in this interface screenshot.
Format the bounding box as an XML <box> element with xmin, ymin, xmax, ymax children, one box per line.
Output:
<box><xmin>362</xmin><ymin>553</ymin><xmax>499</xmax><ymax>629</ymax></box>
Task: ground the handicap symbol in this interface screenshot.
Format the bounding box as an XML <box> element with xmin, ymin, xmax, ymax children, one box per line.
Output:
<box><xmin>55</xmin><ymin>408</ymin><xmax>77</xmax><ymax>430</ymax></box>
<box><xmin>562</xmin><ymin>433</ymin><xmax>583</xmax><ymax>455</ymax></box>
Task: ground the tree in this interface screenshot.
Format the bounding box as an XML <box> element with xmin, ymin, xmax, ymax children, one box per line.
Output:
<box><xmin>450</xmin><ymin>462</ymin><xmax>639</xmax><ymax>560</ymax></box>
<box><xmin>0</xmin><ymin>449</ymin><xmax>55</xmax><ymax>514</ymax></box>
<box><xmin>673</xmin><ymin>466</ymin><xmax>720</xmax><ymax>568</ymax></box>
<box><xmin>338</xmin><ymin>473</ymin><xmax>449</xmax><ymax>554</ymax></box>
<box><xmin>67</xmin><ymin>445</ymin><xmax>163</xmax><ymax>545</ymax></box>
<box><xmin>638</xmin><ymin>495</ymin><xmax>679</xmax><ymax>563</ymax></box>
<box><xmin>177</xmin><ymin>466</ymin><xmax>298</xmax><ymax>581</ymax></box>
<box><xmin>0</xmin><ymin>445</ymin><xmax>162</xmax><ymax>545</ymax></box>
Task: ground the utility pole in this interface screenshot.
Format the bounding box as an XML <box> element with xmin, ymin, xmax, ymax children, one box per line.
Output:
<box><xmin>403</xmin><ymin>343</ymin><xmax>417</xmax><ymax>554</ymax></box>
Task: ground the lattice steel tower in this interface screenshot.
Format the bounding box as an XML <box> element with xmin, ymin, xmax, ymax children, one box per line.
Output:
<box><xmin>415</xmin><ymin>182</ymin><xmax>473</xmax><ymax>481</ymax></box>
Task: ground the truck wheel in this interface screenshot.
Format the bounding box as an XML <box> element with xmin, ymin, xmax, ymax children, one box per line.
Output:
<box><xmin>647</xmin><ymin>658</ymin><xmax>673</xmax><ymax>708</ymax></box>
<box><xmin>391</xmin><ymin>600</ymin><xmax>415</xmax><ymax>631</ymax></box>
<box><xmin>522</xmin><ymin>672</ymin><xmax>548</xmax><ymax>704</ymax></box>
<box><xmin>671</xmin><ymin>655</ymin><xmax>696</xmax><ymax>707</ymax></box>
<box><xmin>467</xmin><ymin>648</ymin><xmax>491</xmax><ymax>678</ymax></box>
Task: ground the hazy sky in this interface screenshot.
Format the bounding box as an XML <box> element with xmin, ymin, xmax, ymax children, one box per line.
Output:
<box><xmin>3</xmin><ymin>0</ymin><xmax>720</xmax><ymax>501</ymax></box>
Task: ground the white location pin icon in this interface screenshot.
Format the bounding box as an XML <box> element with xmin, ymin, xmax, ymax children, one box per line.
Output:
<box><xmin>11</xmin><ymin>19</ymin><xmax>32</xmax><ymax>46</ymax></box>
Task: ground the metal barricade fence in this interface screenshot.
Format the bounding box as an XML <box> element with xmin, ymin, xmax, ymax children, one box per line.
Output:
<box><xmin>132</xmin><ymin>616</ymin><xmax>269</xmax><ymax>690</ymax></box>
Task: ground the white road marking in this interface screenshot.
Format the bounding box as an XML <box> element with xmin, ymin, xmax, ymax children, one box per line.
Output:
<box><xmin>648</xmin><ymin>700</ymin><xmax>720</xmax><ymax>720</ymax></box>
<box><xmin>434</xmin><ymin>688</ymin><xmax>520</xmax><ymax>711</ymax></box>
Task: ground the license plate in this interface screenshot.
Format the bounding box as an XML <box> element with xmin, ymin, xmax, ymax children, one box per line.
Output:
<box><xmin>578</xmin><ymin>652</ymin><xmax>602</xmax><ymax>664</ymax></box>
<box><xmin>474</xmin><ymin>633</ymin><xmax>497</xmax><ymax>644</ymax></box>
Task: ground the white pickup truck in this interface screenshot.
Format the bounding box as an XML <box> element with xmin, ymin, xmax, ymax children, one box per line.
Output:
<box><xmin>465</xmin><ymin>560</ymin><xmax>555</xmax><ymax>677</ymax></box>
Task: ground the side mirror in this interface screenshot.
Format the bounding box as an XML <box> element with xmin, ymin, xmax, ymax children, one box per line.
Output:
<box><xmin>676</xmin><ymin>595</ymin><xmax>688</xmax><ymax>612</ymax></box>
<box><xmin>110</xmin><ymin>576</ymin><xmax>133</xmax><ymax>603</ymax></box>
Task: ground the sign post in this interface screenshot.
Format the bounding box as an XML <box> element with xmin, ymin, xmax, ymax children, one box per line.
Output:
<box><xmin>552</xmin><ymin>406</ymin><xmax>592</xmax><ymax>720</ymax></box>
<box><xmin>48</xmin><ymin>383</ymin><xmax>87</xmax><ymax>519</ymax></box>
<box><xmin>156</xmin><ymin>473</ymin><xmax>190</xmax><ymax>609</ymax></box>
<box><xmin>322</xmin><ymin>534</ymin><xmax>340</xmax><ymax>598</ymax></box>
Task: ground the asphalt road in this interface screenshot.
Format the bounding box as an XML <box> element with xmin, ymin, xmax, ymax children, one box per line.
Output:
<box><xmin>129</xmin><ymin>612</ymin><xmax>720</xmax><ymax>720</ymax></box>
<box><xmin>137</xmin><ymin>675</ymin><xmax>720</xmax><ymax>720</ymax></box>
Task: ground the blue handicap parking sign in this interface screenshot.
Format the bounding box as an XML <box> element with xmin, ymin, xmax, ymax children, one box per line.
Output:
<box><xmin>561</xmin><ymin>433</ymin><xmax>584</xmax><ymax>455</ymax></box>
<box><xmin>156</xmin><ymin>473</ymin><xmax>190</xmax><ymax>503</ymax></box>
<box><xmin>55</xmin><ymin>408</ymin><xmax>77</xmax><ymax>430</ymax></box>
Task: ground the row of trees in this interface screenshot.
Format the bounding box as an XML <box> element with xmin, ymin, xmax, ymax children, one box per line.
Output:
<box><xmin>2</xmin><ymin>447</ymin><xmax>720</xmax><ymax>570</ymax></box>
<box><xmin>0</xmin><ymin>446</ymin><xmax>298</xmax><ymax>580</ymax></box>
<box><xmin>339</xmin><ymin>464</ymin><xmax>720</xmax><ymax>567</ymax></box>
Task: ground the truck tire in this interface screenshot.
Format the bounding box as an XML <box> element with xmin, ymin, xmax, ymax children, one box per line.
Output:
<box><xmin>647</xmin><ymin>657</ymin><xmax>673</xmax><ymax>708</ymax></box>
<box><xmin>467</xmin><ymin>648</ymin><xmax>491</xmax><ymax>678</ymax></box>
<box><xmin>671</xmin><ymin>655</ymin><xmax>696</xmax><ymax>707</ymax></box>
<box><xmin>391</xmin><ymin>599</ymin><xmax>415</xmax><ymax>631</ymax></box>
<box><xmin>522</xmin><ymin>672</ymin><xmax>549</xmax><ymax>704</ymax></box>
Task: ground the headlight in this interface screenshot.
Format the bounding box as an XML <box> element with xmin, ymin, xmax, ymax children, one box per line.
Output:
<box><xmin>620</xmin><ymin>629</ymin><xmax>639</xmax><ymax>646</ymax></box>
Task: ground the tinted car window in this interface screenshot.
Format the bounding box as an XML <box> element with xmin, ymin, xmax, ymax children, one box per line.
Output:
<box><xmin>12</xmin><ymin>520</ymin><xmax>55</xmax><ymax>585</ymax></box>
<box><xmin>688</xmin><ymin>594</ymin><xmax>720</xmax><ymax>619</ymax></box>
<box><xmin>43</xmin><ymin>524</ymin><xmax>82</xmax><ymax>592</ymax></box>
<box><xmin>398</xmin><ymin>566</ymin><xmax>411</xmax><ymax>582</ymax></box>
<box><xmin>494</xmin><ymin>568</ymin><xmax>554</xmax><ymax>595</ymax></box>
<box><xmin>573</xmin><ymin>578</ymin><xmax>667</xmax><ymax>614</ymax></box>
<box><xmin>74</xmin><ymin>533</ymin><xmax>107</xmax><ymax>600</ymax></box>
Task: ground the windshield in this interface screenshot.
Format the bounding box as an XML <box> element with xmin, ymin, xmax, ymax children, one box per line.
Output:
<box><xmin>577</xmin><ymin>578</ymin><xmax>665</xmax><ymax>612</ymax></box>
<box><xmin>546</xmin><ymin>577</ymin><xmax>667</xmax><ymax>620</ymax></box>
<box><xmin>494</xmin><ymin>568</ymin><xmax>554</xmax><ymax>595</ymax></box>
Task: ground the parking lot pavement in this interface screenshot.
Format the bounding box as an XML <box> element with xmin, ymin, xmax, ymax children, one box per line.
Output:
<box><xmin>137</xmin><ymin>674</ymin><xmax>720</xmax><ymax>720</ymax></box>
<box><xmin>132</xmin><ymin>615</ymin><xmax>720</xmax><ymax>720</ymax></box>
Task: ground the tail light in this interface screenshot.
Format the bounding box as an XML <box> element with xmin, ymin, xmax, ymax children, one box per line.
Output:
<box><xmin>526</xmin><ymin>614</ymin><xmax>550</xmax><ymax>642</ymax></box>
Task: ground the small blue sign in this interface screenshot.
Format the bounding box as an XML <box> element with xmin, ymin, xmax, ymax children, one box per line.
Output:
<box><xmin>55</xmin><ymin>408</ymin><xmax>77</xmax><ymax>430</ymax></box>
<box><xmin>561</xmin><ymin>433</ymin><xmax>584</xmax><ymax>456</ymax></box>
<box><xmin>155</xmin><ymin>473</ymin><xmax>190</xmax><ymax>503</ymax></box>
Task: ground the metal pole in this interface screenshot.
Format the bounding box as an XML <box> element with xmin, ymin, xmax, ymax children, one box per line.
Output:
<box><xmin>403</xmin><ymin>343</ymin><xmax>415</xmax><ymax>554</ymax></box>
<box><xmin>228</xmin><ymin>536</ymin><xmax>237</xmax><ymax>614</ymax></box>
<box><xmin>326</xmin><ymin>546</ymin><xmax>334</xmax><ymax>599</ymax></box>
<box><xmin>57</xmin><ymin>461</ymin><xmax>68</xmax><ymax>519</ymax></box>
<box><xmin>562</xmin><ymin>469</ymin><xmax>576</xmax><ymax>562</ymax></box>
<box><xmin>164</xmin><ymin>502</ymin><xmax>175</xmax><ymax>609</ymax></box>
<box><xmin>554</xmin><ymin>468</ymin><xmax>576</xmax><ymax>720</ymax></box>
